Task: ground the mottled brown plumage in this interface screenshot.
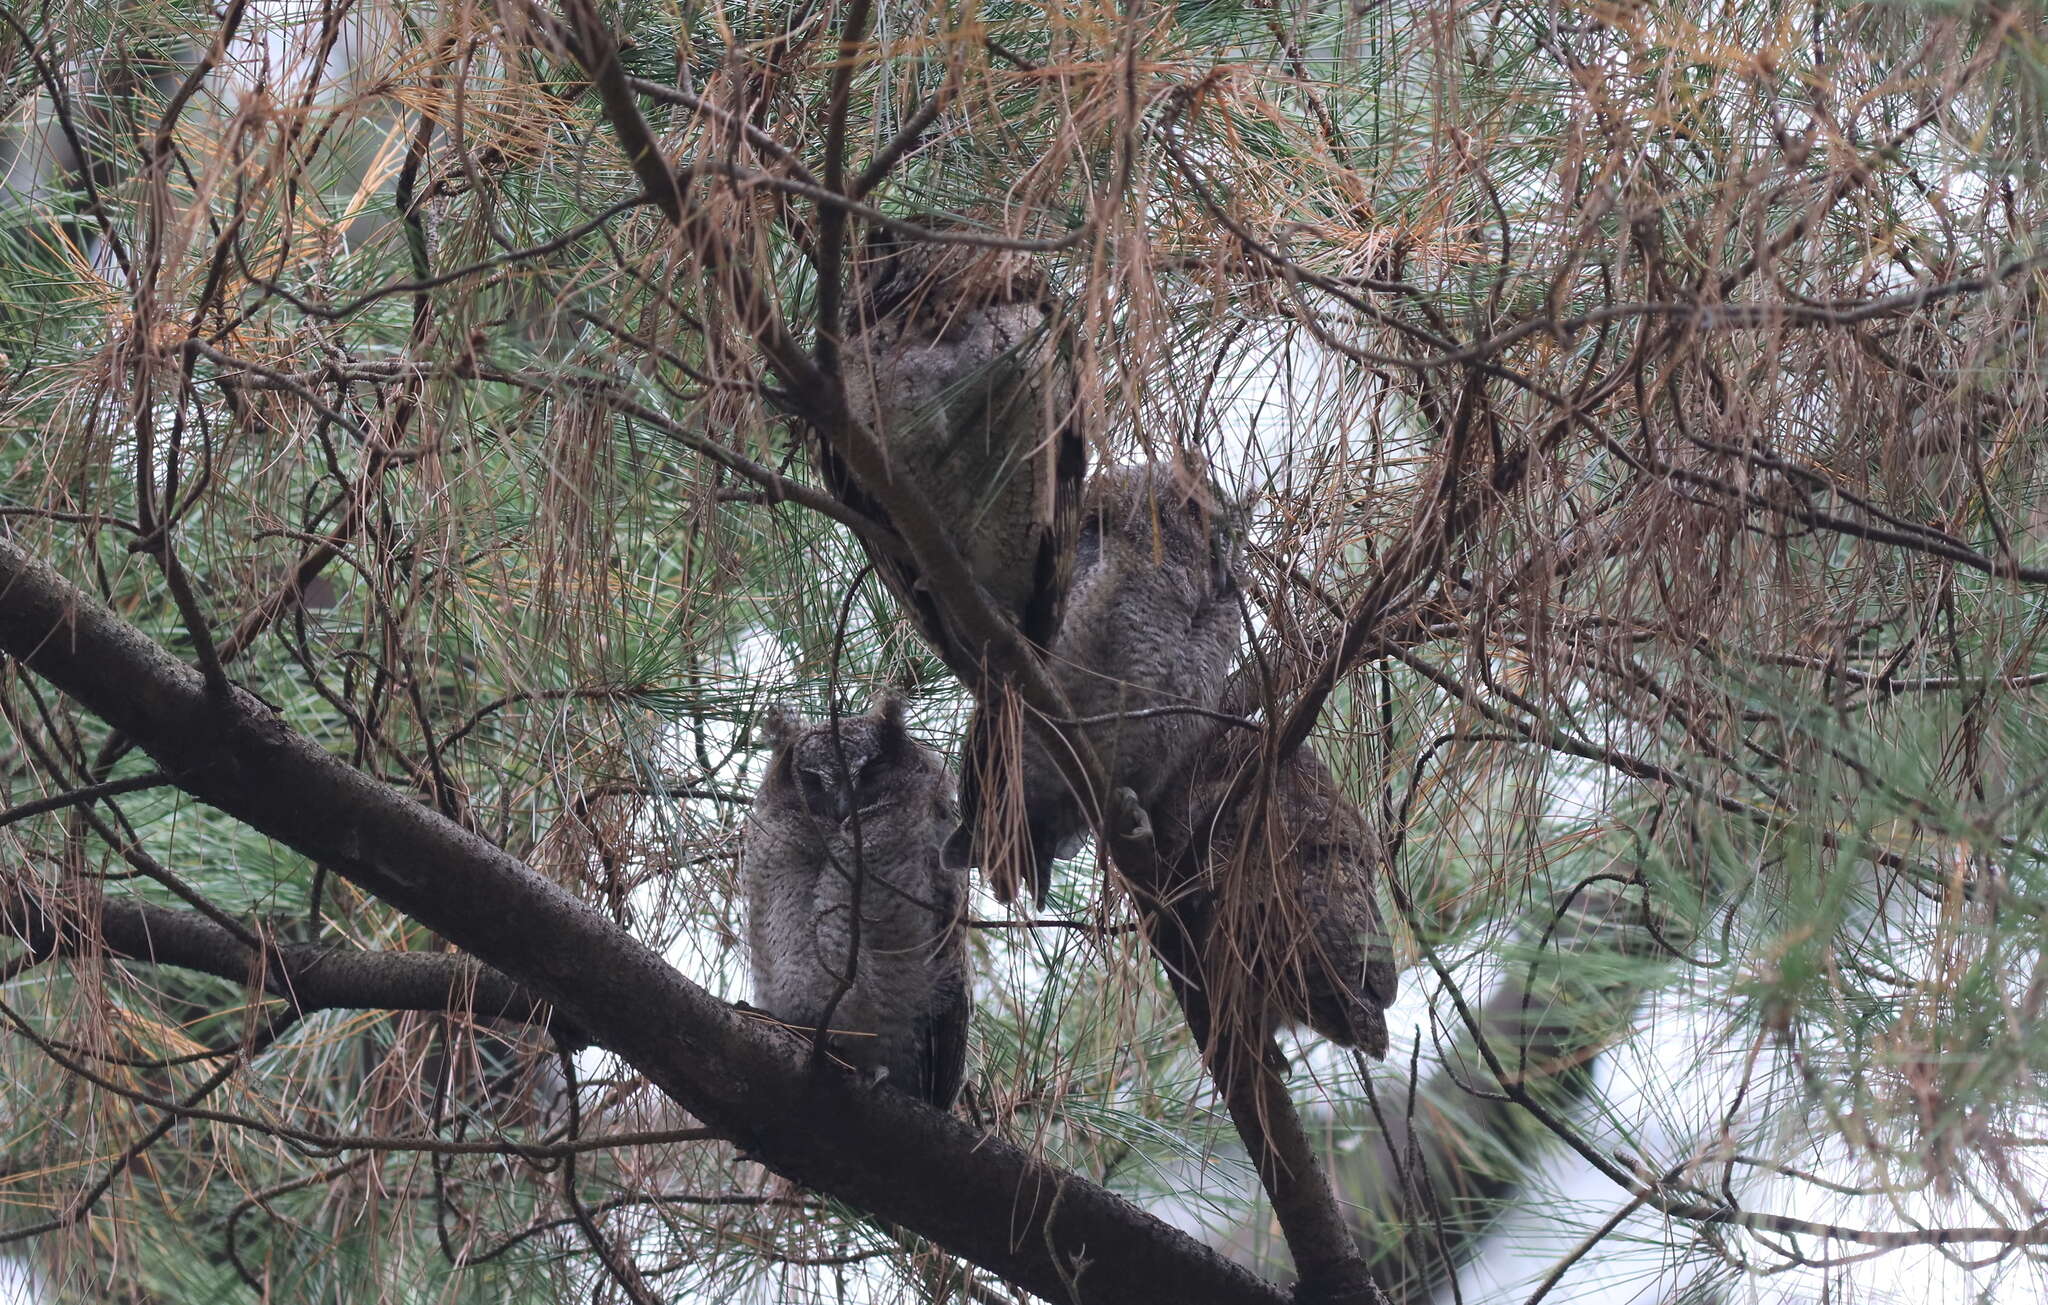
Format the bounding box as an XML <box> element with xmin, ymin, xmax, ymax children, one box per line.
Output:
<box><xmin>1154</xmin><ymin>733</ymin><xmax>1399</xmax><ymax>1057</ymax></box>
<box><xmin>743</xmin><ymin>695</ymin><xmax>971</xmax><ymax>1107</ymax></box>
<box><xmin>826</xmin><ymin>218</ymin><xmax>1085</xmax><ymax>669</ymax></box>
<box><xmin>958</xmin><ymin>460</ymin><xmax>1244</xmax><ymax>906</ymax></box>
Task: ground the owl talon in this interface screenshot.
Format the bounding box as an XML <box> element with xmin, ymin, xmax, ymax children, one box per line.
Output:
<box><xmin>1263</xmin><ymin>1041</ymin><xmax>1294</xmax><ymax>1079</ymax></box>
<box><xmin>1110</xmin><ymin>787</ymin><xmax>1153</xmax><ymax>846</ymax></box>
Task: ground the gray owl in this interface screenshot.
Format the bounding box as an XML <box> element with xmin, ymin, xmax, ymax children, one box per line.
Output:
<box><xmin>1155</xmin><ymin>733</ymin><xmax>1399</xmax><ymax>1057</ymax></box>
<box><xmin>743</xmin><ymin>695</ymin><xmax>971</xmax><ymax>1107</ymax></box>
<box><xmin>957</xmin><ymin>460</ymin><xmax>1244</xmax><ymax>906</ymax></box>
<box><xmin>829</xmin><ymin>217</ymin><xmax>1086</xmax><ymax>668</ymax></box>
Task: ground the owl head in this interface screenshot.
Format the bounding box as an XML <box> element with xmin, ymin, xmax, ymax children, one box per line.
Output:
<box><xmin>760</xmin><ymin>693</ymin><xmax>921</xmax><ymax>826</ymax></box>
<box><xmin>851</xmin><ymin>215</ymin><xmax>1047</xmax><ymax>329</ymax></box>
<box><xmin>1089</xmin><ymin>460</ymin><xmax>1244</xmax><ymax>596</ymax></box>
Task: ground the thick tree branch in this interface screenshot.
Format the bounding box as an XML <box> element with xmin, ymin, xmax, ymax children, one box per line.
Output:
<box><xmin>0</xmin><ymin>533</ymin><xmax>1285</xmax><ymax>1305</ymax></box>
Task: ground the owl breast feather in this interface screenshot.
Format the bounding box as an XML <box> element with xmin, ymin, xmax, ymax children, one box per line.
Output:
<box><xmin>845</xmin><ymin>301</ymin><xmax>1068</xmax><ymax>629</ymax></box>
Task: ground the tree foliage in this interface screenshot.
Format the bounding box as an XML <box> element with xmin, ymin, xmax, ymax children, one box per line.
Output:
<box><xmin>0</xmin><ymin>0</ymin><xmax>2046</xmax><ymax>1301</ymax></box>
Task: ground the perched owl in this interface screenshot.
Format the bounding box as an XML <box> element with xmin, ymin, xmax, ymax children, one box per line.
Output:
<box><xmin>1155</xmin><ymin>733</ymin><xmax>1399</xmax><ymax>1057</ymax></box>
<box><xmin>743</xmin><ymin>695</ymin><xmax>971</xmax><ymax>1107</ymax></box>
<box><xmin>827</xmin><ymin>217</ymin><xmax>1086</xmax><ymax>669</ymax></box>
<box><xmin>957</xmin><ymin>460</ymin><xmax>1244</xmax><ymax>906</ymax></box>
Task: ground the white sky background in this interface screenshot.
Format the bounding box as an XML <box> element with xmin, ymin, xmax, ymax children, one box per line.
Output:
<box><xmin>0</xmin><ymin>1265</ymin><xmax>35</xmax><ymax>1305</ymax></box>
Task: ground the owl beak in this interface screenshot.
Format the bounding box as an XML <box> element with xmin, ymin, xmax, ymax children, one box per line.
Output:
<box><xmin>827</xmin><ymin>786</ymin><xmax>853</xmax><ymax>825</ymax></box>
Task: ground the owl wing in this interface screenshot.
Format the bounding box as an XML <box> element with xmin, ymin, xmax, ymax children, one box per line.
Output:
<box><xmin>1295</xmin><ymin>847</ymin><xmax>1399</xmax><ymax>1058</ymax></box>
<box><xmin>935</xmin><ymin>312</ymin><xmax>1087</xmax><ymax>907</ymax></box>
<box><xmin>825</xmin><ymin>310</ymin><xmax>1082</xmax><ymax>681</ymax></box>
<box><xmin>922</xmin><ymin>963</ymin><xmax>971</xmax><ymax>1109</ymax></box>
<box><xmin>1183</xmin><ymin>742</ymin><xmax>1399</xmax><ymax>1058</ymax></box>
<box><xmin>817</xmin><ymin>319</ymin><xmax>959</xmax><ymax>680</ymax></box>
<box><xmin>920</xmin><ymin>852</ymin><xmax>972</xmax><ymax>1109</ymax></box>
<box><xmin>1016</xmin><ymin>308</ymin><xmax>1086</xmax><ymax>653</ymax></box>
<box><xmin>1281</xmin><ymin>756</ymin><xmax>1400</xmax><ymax>1057</ymax></box>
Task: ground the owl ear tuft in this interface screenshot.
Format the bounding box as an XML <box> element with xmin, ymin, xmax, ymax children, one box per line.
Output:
<box><xmin>853</xmin><ymin>222</ymin><xmax>917</xmax><ymax>322</ymax></box>
<box><xmin>868</xmin><ymin>690</ymin><xmax>909</xmax><ymax>735</ymax></box>
<box><xmin>759</xmin><ymin>704</ymin><xmax>805</xmax><ymax>753</ymax></box>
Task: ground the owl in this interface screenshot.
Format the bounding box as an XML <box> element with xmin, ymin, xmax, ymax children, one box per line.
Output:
<box><xmin>957</xmin><ymin>460</ymin><xmax>1244</xmax><ymax>906</ymax></box>
<box><xmin>743</xmin><ymin>694</ymin><xmax>971</xmax><ymax>1107</ymax></box>
<box><xmin>826</xmin><ymin>216</ymin><xmax>1086</xmax><ymax>670</ymax></box>
<box><xmin>1155</xmin><ymin>732</ymin><xmax>1399</xmax><ymax>1058</ymax></box>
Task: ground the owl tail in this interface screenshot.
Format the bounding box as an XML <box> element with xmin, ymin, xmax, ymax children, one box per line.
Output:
<box><xmin>955</xmin><ymin>684</ymin><xmax>1047</xmax><ymax>906</ymax></box>
<box><xmin>1285</xmin><ymin>862</ymin><xmax>1399</xmax><ymax>1058</ymax></box>
<box><xmin>1300</xmin><ymin>943</ymin><xmax>1397</xmax><ymax>1059</ymax></box>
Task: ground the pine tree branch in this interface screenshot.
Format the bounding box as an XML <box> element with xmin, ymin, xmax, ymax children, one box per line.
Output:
<box><xmin>0</xmin><ymin>889</ymin><xmax>575</xmax><ymax>1039</ymax></box>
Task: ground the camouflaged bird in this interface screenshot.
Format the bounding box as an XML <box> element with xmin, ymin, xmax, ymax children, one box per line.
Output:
<box><xmin>829</xmin><ymin>216</ymin><xmax>1085</xmax><ymax>669</ymax></box>
<box><xmin>743</xmin><ymin>695</ymin><xmax>971</xmax><ymax>1107</ymax></box>
<box><xmin>959</xmin><ymin>460</ymin><xmax>1245</xmax><ymax>906</ymax></box>
<box><xmin>1154</xmin><ymin>733</ymin><xmax>1400</xmax><ymax>1057</ymax></box>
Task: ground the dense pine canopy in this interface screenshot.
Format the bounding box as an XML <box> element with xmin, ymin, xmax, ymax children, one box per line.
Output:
<box><xmin>1</xmin><ymin>1</ymin><xmax>2046</xmax><ymax>1301</ymax></box>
